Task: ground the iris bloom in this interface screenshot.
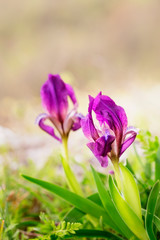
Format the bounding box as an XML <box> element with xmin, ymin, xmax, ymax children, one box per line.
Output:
<box><xmin>36</xmin><ymin>74</ymin><xmax>81</xmax><ymax>142</ymax></box>
<box><xmin>81</xmin><ymin>92</ymin><xmax>137</xmax><ymax>167</ymax></box>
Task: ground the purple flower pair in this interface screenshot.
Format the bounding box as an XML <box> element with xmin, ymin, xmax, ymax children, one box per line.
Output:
<box><xmin>37</xmin><ymin>74</ymin><xmax>137</xmax><ymax>168</ymax></box>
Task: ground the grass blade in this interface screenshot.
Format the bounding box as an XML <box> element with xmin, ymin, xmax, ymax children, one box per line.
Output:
<box><xmin>119</xmin><ymin>164</ymin><xmax>142</xmax><ymax>221</ymax></box>
<box><xmin>109</xmin><ymin>176</ymin><xmax>149</xmax><ymax>240</ymax></box>
<box><xmin>145</xmin><ymin>180</ymin><xmax>160</xmax><ymax>240</ymax></box>
<box><xmin>22</xmin><ymin>174</ymin><xmax>119</xmax><ymax>232</ymax></box>
<box><xmin>64</xmin><ymin>229</ymin><xmax>124</xmax><ymax>239</ymax></box>
<box><xmin>142</xmin><ymin>209</ymin><xmax>160</xmax><ymax>232</ymax></box>
<box><xmin>64</xmin><ymin>193</ymin><xmax>102</xmax><ymax>222</ymax></box>
<box><xmin>155</xmin><ymin>148</ymin><xmax>160</xmax><ymax>181</ymax></box>
<box><xmin>91</xmin><ymin>166</ymin><xmax>134</xmax><ymax>239</ymax></box>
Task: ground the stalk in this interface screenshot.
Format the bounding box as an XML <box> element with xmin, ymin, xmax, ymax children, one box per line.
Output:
<box><xmin>62</xmin><ymin>137</ymin><xmax>96</xmax><ymax>227</ymax></box>
<box><xmin>61</xmin><ymin>136</ymin><xmax>83</xmax><ymax>196</ymax></box>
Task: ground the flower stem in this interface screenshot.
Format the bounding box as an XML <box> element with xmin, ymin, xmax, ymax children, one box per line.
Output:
<box><xmin>62</xmin><ymin>137</ymin><xmax>83</xmax><ymax>196</ymax></box>
<box><xmin>62</xmin><ymin>137</ymin><xmax>97</xmax><ymax>226</ymax></box>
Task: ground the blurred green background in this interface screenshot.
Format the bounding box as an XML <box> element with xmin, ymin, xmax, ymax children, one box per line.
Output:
<box><xmin>0</xmin><ymin>0</ymin><xmax>160</xmax><ymax>135</ymax></box>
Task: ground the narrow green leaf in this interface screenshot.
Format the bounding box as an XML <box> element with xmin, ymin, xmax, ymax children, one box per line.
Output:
<box><xmin>64</xmin><ymin>193</ymin><xmax>102</xmax><ymax>222</ymax></box>
<box><xmin>155</xmin><ymin>148</ymin><xmax>160</xmax><ymax>181</ymax></box>
<box><xmin>155</xmin><ymin>193</ymin><xmax>160</xmax><ymax>219</ymax></box>
<box><xmin>22</xmin><ymin>175</ymin><xmax>119</xmax><ymax>232</ymax></box>
<box><xmin>65</xmin><ymin>198</ymin><xmax>160</xmax><ymax>234</ymax></box>
<box><xmin>142</xmin><ymin>209</ymin><xmax>160</xmax><ymax>232</ymax></box>
<box><xmin>91</xmin><ymin>166</ymin><xmax>134</xmax><ymax>239</ymax></box>
<box><xmin>17</xmin><ymin>221</ymin><xmax>38</xmax><ymax>228</ymax></box>
<box><xmin>64</xmin><ymin>229</ymin><xmax>124</xmax><ymax>239</ymax></box>
<box><xmin>109</xmin><ymin>176</ymin><xmax>149</xmax><ymax>240</ymax></box>
<box><xmin>145</xmin><ymin>180</ymin><xmax>160</xmax><ymax>240</ymax></box>
<box><xmin>119</xmin><ymin>164</ymin><xmax>142</xmax><ymax>221</ymax></box>
<box><xmin>64</xmin><ymin>207</ymin><xmax>84</xmax><ymax>223</ymax></box>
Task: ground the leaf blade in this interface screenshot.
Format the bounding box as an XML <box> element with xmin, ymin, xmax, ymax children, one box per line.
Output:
<box><xmin>91</xmin><ymin>166</ymin><xmax>134</xmax><ymax>239</ymax></box>
<box><xmin>64</xmin><ymin>193</ymin><xmax>102</xmax><ymax>222</ymax></box>
<box><xmin>155</xmin><ymin>148</ymin><xmax>160</xmax><ymax>181</ymax></box>
<box><xmin>142</xmin><ymin>209</ymin><xmax>160</xmax><ymax>232</ymax></box>
<box><xmin>145</xmin><ymin>180</ymin><xmax>160</xmax><ymax>240</ymax></box>
<box><xmin>64</xmin><ymin>229</ymin><xmax>124</xmax><ymax>239</ymax></box>
<box><xmin>109</xmin><ymin>176</ymin><xmax>149</xmax><ymax>240</ymax></box>
<box><xmin>119</xmin><ymin>163</ymin><xmax>142</xmax><ymax>221</ymax></box>
<box><xmin>22</xmin><ymin>174</ymin><xmax>119</xmax><ymax>232</ymax></box>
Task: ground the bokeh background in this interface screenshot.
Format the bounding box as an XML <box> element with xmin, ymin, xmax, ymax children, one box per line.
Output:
<box><xmin>0</xmin><ymin>0</ymin><xmax>160</xmax><ymax>165</ymax></box>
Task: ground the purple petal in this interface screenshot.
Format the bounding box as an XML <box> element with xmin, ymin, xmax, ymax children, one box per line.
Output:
<box><xmin>94</xmin><ymin>135</ymin><xmax>115</xmax><ymax>157</ymax></box>
<box><xmin>72</xmin><ymin>113</ymin><xmax>84</xmax><ymax>131</ymax></box>
<box><xmin>108</xmin><ymin>170</ymin><xmax>114</xmax><ymax>175</ymax></box>
<box><xmin>92</xmin><ymin>92</ymin><xmax>128</xmax><ymax>134</ymax></box>
<box><xmin>36</xmin><ymin>113</ymin><xmax>62</xmax><ymax>142</ymax></box>
<box><xmin>81</xmin><ymin>113</ymin><xmax>99</xmax><ymax>141</ymax></box>
<box><xmin>87</xmin><ymin>142</ymin><xmax>109</xmax><ymax>167</ymax></box>
<box><xmin>63</xmin><ymin>109</ymin><xmax>82</xmax><ymax>134</ymax></box>
<box><xmin>87</xmin><ymin>133</ymin><xmax>115</xmax><ymax>167</ymax></box>
<box><xmin>63</xmin><ymin>109</ymin><xmax>76</xmax><ymax>135</ymax></box>
<box><xmin>88</xmin><ymin>95</ymin><xmax>95</xmax><ymax>113</ymax></box>
<box><xmin>65</xmin><ymin>83</ymin><xmax>77</xmax><ymax>105</ymax></box>
<box><xmin>41</xmin><ymin>74</ymin><xmax>77</xmax><ymax>123</ymax></box>
<box><xmin>97</xmin><ymin>156</ymin><xmax>109</xmax><ymax>167</ymax></box>
<box><xmin>81</xmin><ymin>95</ymin><xmax>100</xmax><ymax>141</ymax></box>
<box><xmin>120</xmin><ymin>127</ymin><xmax>138</xmax><ymax>156</ymax></box>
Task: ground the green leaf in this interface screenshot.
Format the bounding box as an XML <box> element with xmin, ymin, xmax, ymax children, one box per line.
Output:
<box><xmin>64</xmin><ymin>206</ymin><xmax>84</xmax><ymax>223</ymax></box>
<box><xmin>64</xmin><ymin>198</ymin><xmax>160</xmax><ymax>234</ymax></box>
<box><xmin>109</xmin><ymin>176</ymin><xmax>149</xmax><ymax>240</ymax></box>
<box><xmin>17</xmin><ymin>221</ymin><xmax>38</xmax><ymax>228</ymax></box>
<box><xmin>155</xmin><ymin>193</ymin><xmax>160</xmax><ymax>218</ymax></box>
<box><xmin>22</xmin><ymin>174</ymin><xmax>119</xmax><ymax>232</ymax></box>
<box><xmin>142</xmin><ymin>209</ymin><xmax>160</xmax><ymax>232</ymax></box>
<box><xmin>145</xmin><ymin>180</ymin><xmax>160</xmax><ymax>240</ymax></box>
<box><xmin>119</xmin><ymin>164</ymin><xmax>142</xmax><ymax>221</ymax></box>
<box><xmin>155</xmin><ymin>148</ymin><xmax>160</xmax><ymax>181</ymax></box>
<box><xmin>64</xmin><ymin>193</ymin><xmax>102</xmax><ymax>222</ymax></box>
<box><xmin>91</xmin><ymin>165</ymin><xmax>134</xmax><ymax>239</ymax></box>
<box><xmin>64</xmin><ymin>229</ymin><xmax>124</xmax><ymax>239</ymax></box>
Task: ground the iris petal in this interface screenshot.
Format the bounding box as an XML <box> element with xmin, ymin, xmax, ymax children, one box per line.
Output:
<box><xmin>120</xmin><ymin>127</ymin><xmax>138</xmax><ymax>156</ymax></box>
<box><xmin>86</xmin><ymin>134</ymin><xmax>115</xmax><ymax>167</ymax></box>
<box><xmin>65</xmin><ymin>83</ymin><xmax>77</xmax><ymax>105</ymax></box>
<box><xmin>97</xmin><ymin>156</ymin><xmax>109</xmax><ymax>167</ymax></box>
<box><xmin>81</xmin><ymin>95</ymin><xmax>99</xmax><ymax>141</ymax></box>
<box><xmin>63</xmin><ymin>110</ymin><xmax>83</xmax><ymax>134</ymax></box>
<box><xmin>36</xmin><ymin>113</ymin><xmax>62</xmax><ymax>142</ymax></box>
<box><xmin>87</xmin><ymin>141</ymin><xmax>109</xmax><ymax>167</ymax></box>
<box><xmin>72</xmin><ymin>113</ymin><xmax>84</xmax><ymax>131</ymax></box>
<box><xmin>81</xmin><ymin>114</ymin><xmax>99</xmax><ymax>141</ymax></box>
<box><xmin>94</xmin><ymin>135</ymin><xmax>115</xmax><ymax>157</ymax></box>
<box><xmin>41</xmin><ymin>74</ymin><xmax>69</xmax><ymax>122</ymax></box>
<box><xmin>93</xmin><ymin>93</ymin><xmax>128</xmax><ymax>133</ymax></box>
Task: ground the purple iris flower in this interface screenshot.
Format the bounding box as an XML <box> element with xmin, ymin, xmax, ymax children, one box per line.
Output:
<box><xmin>81</xmin><ymin>92</ymin><xmax>138</xmax><ymax>167</ymax></box>
<box><xmin>36</xmin><ymin>74</ymin><xmax>81</xmax><ymax>142</ymax></box>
